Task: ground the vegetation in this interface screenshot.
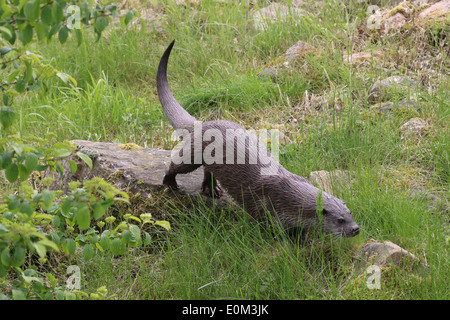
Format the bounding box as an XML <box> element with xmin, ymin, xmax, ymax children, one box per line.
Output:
<box><xmin>0</xmin><ymin>0</ymin><xmax>448</xmax><ymax>299</ymax></box>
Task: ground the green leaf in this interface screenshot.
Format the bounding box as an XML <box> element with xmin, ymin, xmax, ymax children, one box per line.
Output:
<box><xmin>66</xmin><ymin>238</ymin><xmax>76</xmax><ymax>255</ymax></box>
<box><xmin>154</xmin><ymin>220</ymin><xmax>171</xmax><ymax>231</ymax></box>
<box><xmin>48</xmin><ymin>22</ymin><xmax>62</xmax><ymax>39</ymax></box>
<box><xmin>52</xmin><ymin>1</ymin><xmax>64</xmax><ymax>24</ymax></box>
<box><xmin>68</xmin><ymin>159</ymin><xmax>77</xmax><ymax>174</ymax></box>
<box><xmin>11</xmin><ymin>247</ymin><xmax>26</xmax><ymax>267</ymax></box>
<box><xmin>5</xmin><ymin>163</ymin><xmax>19</xmax><ymax>183</ymax></box>
<box><xmin>0</xmin><ymin>106</ymin><xmax>16</xmax><ymax>129</ymax></box>
<box><xmin>1</xmin><ymin>248</ymin><xmax>11</xmax><ymax>267</ymax></box>
<box><xmin>121</xmin><ymin>230</ymin><xmax>132</xmax><ymax>244</ymax></box>
<box><xmin>76</xmin><ymin>151</ymin><xmax>93</xmax><ymax>169</ymax></box>
<box><xmin>92</xmin><ymin>202</ymin><xmax>106</xmax><ymax>219</ymax></box>
<box><xmin>129</xmin><ymin>224</ymin><xmax>141</xmax><ymax>241</ymax></box>
<box><xmin>74</xmin><ymin>28</ymin><xmax>82</xmax><ymax>46</ymax></box>
<box><xmin>58</xmin><ymin>26</ymin><xmax>69</xmax><ymax>44</ymax></box>
<box><xmin>0</xmin><ymin>27</ymin><xmax>12</xmax><ymax>39</ymax></box>
<box><xmin>124</xmin><ymin>11</ymin><xmax>133</xmax><ymax>25</ymax></box>
<box><xmin>41</xmin><ymin>5</ymin><xmax>52</xmax><ymax>25</ymax></box>
<box><xmin>2</xmin><ymin>94</ymin><xmax>13</xmax><ymax>106</ymax></box>
<box><xmin>83</xmin><ymin>244</ymin><xmax>94</xmax><ymax>261</ymax></box>
<box><xmin>143</xmin><ymin>232</ymin><xmax>151</xmax><ymax>246</ymax></box>
<box><xmin>61</xmin><ymin>198</ymin><xmax>72</xmax><ymax>215</ymax></box>
<box><xmin>18</xmin><ymin>163</ymin><xmax>29</xmax><ymax>181</ymax></box>
<box><xmin>33</xmin><ymin>243</ymin><xmax>46</xmax><ymax>259</ymax></box>
<box><xmin>35</xmin><ymin>22</ymin><xmax>48</xmax><ymax>41</ymax></box>
<box><xmin>32</xmin><ymin>0</ymin><xmax>41</xmax><ymax>20</ymax></box>
<box><xmin>37</xmin><ymin>239</ymin><xmax>59</xmax><ymax>252</ymax></box>
<box><xmin>1</xmin><ymin>151</ymin><xmax>14</xmax><ymax>169</ymax></box>
<box><xmin>41</xmin><ymin>189</ymin><xmax>54</xmax><ymax>210</ymax></box>
<box><xmin>76</xmin><ymin>205</ymin><xmax>90</xmax><ymax>231</ymax></box>
<box><xmin>24</xmin><ymin>2</ymin><xmax>36</xmax><ymax>20</ymax></box>
<box><xmin>94</xmin><ymin>16</ymin><xmax>109</xmax><ymax>33</ymax></box>
<box><xmin>22</xmin><ymin>24</ymin><xmax>33</xmax><ymax>45</ymax></box>
<box><xmin>20</xmin><ymin>200</ymin><xmax>33</xmax><ymax>216</ymax></box>
<box><xmin>12</xmin><ymin>289</ymin><xmax>27</xmax><ymax>300</ymax></box>
<box><xmin>99</xmin><ymin>233</ymin><xmax>111</xmax><ymax>250</ymax></box>
<box><xmin>46</xmin><ymin>272</ymin><xmax>58</xmax><ymax>288</ymax></box>
<box><xmin>15</xmin><ymin>79</ymin><xmax>26</xmax><ymax>93</ymax></box>
<box><xmin>52</xmin><ymin>148</ymin><xmax>72</xmax><ymax>158</ymax></box>
<box><xmin>25</xmin><ymin>153</ymin><xmax>39</xmax><ymax>172</ymax></box>
<box><xmin>110</xmin><ymin>238</ymin><xmax>126</xmax><ymax>256</ymax></box>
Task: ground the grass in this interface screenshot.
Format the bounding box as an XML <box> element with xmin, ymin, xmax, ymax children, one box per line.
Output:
<box><xmin>2</xmin><ymin>0</ymin><xmax>449</xmax><ymax>299</ymax></box>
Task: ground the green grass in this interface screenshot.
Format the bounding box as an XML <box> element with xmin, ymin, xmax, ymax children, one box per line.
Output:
<box><xmin>2</xmin><ymin>0</ymin><xmax>449</xmax><ymax>299</ymax></box>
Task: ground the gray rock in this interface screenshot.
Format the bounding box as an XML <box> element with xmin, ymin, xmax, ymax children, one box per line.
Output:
<box><xmin>258</xmin><ymin>67</ymin><xmax>278</xmax><ymax>81</ymax></box>
<box><xmin>370</xmin><ymin>98</ymin><xmax>419</xmax><ymax>114</ymax></box>
<box><xmin>368</xmin><ymin>76</ymin><xmax>418</xmax><ymax>102</ymax></box>
<box><xmin>285</xmin><ymin>40</ymin><xmax>316</xmax><ymax>63</ymax></box>
<box><xmin>48</xmin><ymin>140</ymin><xmax>233</xmax><ymax>209</ymax></box>
<box><xmin>399</xmin><ymin>118</ymin><xmax>427</xmax><ymax>139</ymax></box>
<box><xmin>417</xmin><ymin>1</ymin><xmax>450</xmax><ymax>22</ymax></box>
<box><xmin>359</xmin><ymin>241</ymin><xmax>427</xmax><ymax>275</ymax></box>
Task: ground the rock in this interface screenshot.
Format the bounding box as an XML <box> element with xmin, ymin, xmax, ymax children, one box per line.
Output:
<box><xmin>258</xmin><ymin>67</ymin><xmax>278</xmax><ymax>81</ymax></box>
<box><xmin>368</xmin><ymin>76</ymin><xmax>418</xmax><ymax>102</ymax></box>
<box><xmin>383</xmin><ymin>12</ymin><xmax>407</xmax><ymax>30</ymax></box>
<box><xmin>343</xmin><ymin>51</ymin><xmax>384</xmax><ymax>65</ymax></box>
<box><xmin>359</xmin><ymin>241</ymin><xmax>427</xmax><ymax>274</ymax></box>
<box><xmin>258</xmin><ymin>40</ymin><xmax>316</xmax><ymax>79</ymax></box>
<box><xmin>370</xmin><ymin>98</ymin><xmax>419</xmax><ymax>114</ymax></box>
<box><xmin>399</xmin><ymin>117</ymin><xmax>428</xmax><ymax>139</ymax></box>
<box><xmin>252</xmin><ymin>3</ymin><xmax>306</xmax><ymax>31</ymax></box>
<box><xmin>417</xmin><ymin>1</ymin><xmax>450</xmax><ymax>23</ymax></box>
<box><xmin>285</xmin><ymin>40</ymin><xmax>317</xmax><ymax>63</ymax></box>
<box><xmin>309</xmin><ymin>170</ymin><xmax>352</xmax><ymax>194</ymax></box>
<box><xmin>48</xmin><ymin>140</ymin><xmax>233</xmax><ymax>209</ymax></box>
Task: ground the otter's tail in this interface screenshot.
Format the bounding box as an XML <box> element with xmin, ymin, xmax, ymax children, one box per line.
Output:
<box><xmin>157</xmin><ymin>40</ymin><xmax>196</xmax><ymax>130</ymax></box>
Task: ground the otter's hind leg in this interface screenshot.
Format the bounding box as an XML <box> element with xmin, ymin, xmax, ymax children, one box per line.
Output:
<box><xmin>201</xmin><ymin>169</ymin><xmax>223</xmax><ymax>198</ymax></box>
<box><xmin>163</xmin><ymin>161</ymin><xmax>202</xmax><ymax>190</ymax></box>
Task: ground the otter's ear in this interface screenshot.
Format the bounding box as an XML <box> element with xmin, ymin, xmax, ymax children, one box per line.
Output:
<box><xmin>322</xmin><ymin>209</ymin><xmax>329</xmax><ymax>215</ymax></box>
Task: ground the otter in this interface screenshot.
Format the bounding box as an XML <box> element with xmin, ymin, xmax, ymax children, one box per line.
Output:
<box><xmin>157</xmin><ymin>40</ymin><xmax>360</xmax><ymax>238</ymax></box>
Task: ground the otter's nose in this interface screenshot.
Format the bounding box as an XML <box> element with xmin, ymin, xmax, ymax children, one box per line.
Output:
<box><xmin>352</xmin><ymin>226</ymin><xmax>360</xmax><ymax>235</ymax></box>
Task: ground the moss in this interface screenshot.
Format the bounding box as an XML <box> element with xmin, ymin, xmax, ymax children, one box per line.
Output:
<box><xmin>107</xmin><ymin>170</ymin><xmax>124</xmax><ymax>183</ymax></box>
<box><xmin>118</xmin><ymin>143</ymin><xmax>142</xmax><ymax>150</ymax></box>
<box><xmin>387</xmin><ymin>2</ymin><xmax>412</xmax><ymax>19</ymax></box>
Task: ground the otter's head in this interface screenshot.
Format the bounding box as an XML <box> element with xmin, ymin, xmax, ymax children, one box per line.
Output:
<box><xmin>321</xmin><ymin>194</ymin><xmax>360</xmax><ymax>238</ymax></box>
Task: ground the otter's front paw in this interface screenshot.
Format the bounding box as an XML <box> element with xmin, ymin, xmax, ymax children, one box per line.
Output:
<box><xmin>202</xmin><ymin>182</ymin><xmax>224</xmax><ymax>198</ymax></box>
<box><xmin>163</xmin><ymin>175</ymin><xmax>179</xmax><ymax>190</ymax></box>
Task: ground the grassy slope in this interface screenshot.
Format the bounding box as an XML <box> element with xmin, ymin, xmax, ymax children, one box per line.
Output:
<box><xmin>6</xmin><ymin>0</ymin><xmax>449</xmax><ymax>299</ymax></box>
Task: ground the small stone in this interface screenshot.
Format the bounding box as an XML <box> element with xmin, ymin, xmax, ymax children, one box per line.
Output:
<box><xmin>359</xmin><ymin>241</ymin><xmax>427</xmax><ymax>275</ymax></box>
<box><xmin>343</xmin><ymin>51</ymin><xmax>384</xmax><ymax>65</ymax></box>
<box><xmin>285</xmin><ymin>40</ymin><xmax>316</xmax><ymax>63</ymax></box>
<box><xmin>383</xmin><ymin>12</ymin><xmax>407</xmax><ymax>30</ymax></box>
<box><xmin>368</xmin><ymin>76</ymin><xmax>418</xmax><ymax>102</ymax></box>
<box><xmin>399</xmin><ymin>118</ymin><xmax>428</xmax><ymax>140</ymax></box>
<box><xmin>258</xmin><ymin>67</ymin><xmax>278</xmax><ymax>81</ymax></box>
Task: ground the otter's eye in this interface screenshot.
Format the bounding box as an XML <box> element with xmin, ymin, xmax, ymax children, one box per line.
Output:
<box><xmin>338</xmin><ymin>218</ymin><xmax>345</xmax><ymax>224</ymax></box>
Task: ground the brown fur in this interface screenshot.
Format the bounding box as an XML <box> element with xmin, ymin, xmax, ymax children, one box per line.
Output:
<box><xmin>157</xmin><ymin>41</ymin><xmax>360</xmax><ymax>237</ymax></box>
